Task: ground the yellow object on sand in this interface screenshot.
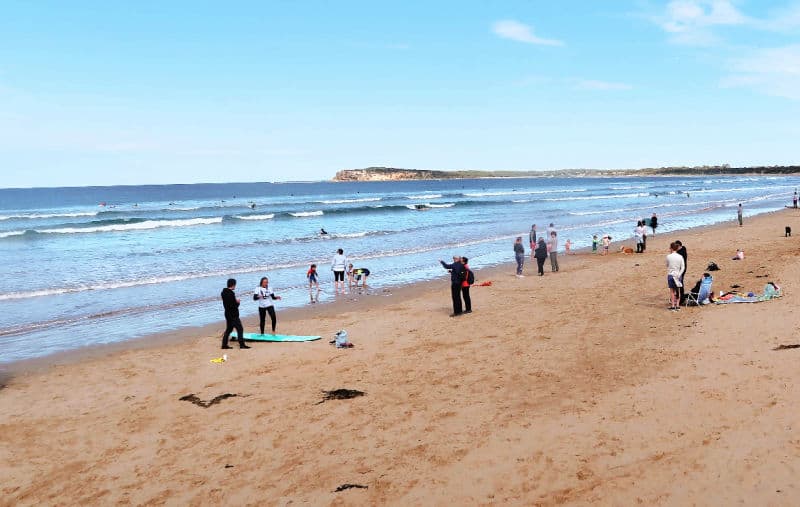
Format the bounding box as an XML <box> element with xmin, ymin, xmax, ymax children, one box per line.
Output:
<box><xmin>210</xmin><ymin>354</ymin><xmax>228</xmax><ymax>364</ymax></box>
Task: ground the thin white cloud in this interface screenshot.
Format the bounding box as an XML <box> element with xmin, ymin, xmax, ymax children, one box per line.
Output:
<box><xmin>573</xmin><ymin>80</ymin><xmax>633</xmax><ymax>91</ymax></box>
<box><xmin>721</xmin><ymin>44</ymin><xmax>800</xmax><ymax>100</ymax></box>
<box><xmin>654</xmin><ymin>0</ymin><xmax>748</xmax><ymax>45</ymax></box>
<box><xmin>652</xmin><ymin>0</ymin><xmax>800</xmax><ymax>44</ymax></box>
<box><xmin>491</xmin><ymin>20</ymin><xmax>564</xmax><ymax>46</ymax></box>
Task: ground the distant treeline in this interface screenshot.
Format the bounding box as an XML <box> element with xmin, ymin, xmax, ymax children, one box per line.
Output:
<box><xmin>333</xmin><ymin>165</ymin><xmax>800</xmax><ymax>181</ymax></box>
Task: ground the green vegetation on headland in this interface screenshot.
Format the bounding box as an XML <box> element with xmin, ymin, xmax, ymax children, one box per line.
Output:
<box><xmin>333</xmin><ymin>165</ymin><xmax>800</xmax><ymax>181</ymax></box>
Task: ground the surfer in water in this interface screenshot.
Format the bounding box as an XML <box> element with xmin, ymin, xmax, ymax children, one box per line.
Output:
<box><xmin>320</xmin><ymin>228</ymin><xmax>328</xmax><ymax>236</ymax></box>
<box><xmin>254</xmin><ymin>277</ymin><xmax>281</xmax><ymax>334</ymax></box>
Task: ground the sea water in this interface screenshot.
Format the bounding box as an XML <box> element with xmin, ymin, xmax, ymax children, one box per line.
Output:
<box><xmin>1</xmin><ymin>175</ymin><xmax>797</xmax><ymax>363</ymax></box>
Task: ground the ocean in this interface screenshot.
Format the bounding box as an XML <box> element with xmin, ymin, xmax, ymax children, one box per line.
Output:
<box><xmin>1</xmin><ymin>175</ymin><xmax>797</xmax><ymax>364</ymax></box>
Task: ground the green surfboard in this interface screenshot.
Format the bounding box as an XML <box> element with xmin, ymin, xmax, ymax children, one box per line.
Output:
<box><xmin>231</xmin><ymin>332</ymin><xmax>321</xmax><ymax>342</ymax></box>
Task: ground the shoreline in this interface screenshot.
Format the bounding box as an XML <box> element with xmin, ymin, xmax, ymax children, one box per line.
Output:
<box><xmin>2</xmin><ymin>207</ymin><xmax>800</xmax><ymax>504</ymax></box>
<box><xmin>2</xmin><ymin>206</ymin><xmax>791</xmax><ymax>375</ymax></box>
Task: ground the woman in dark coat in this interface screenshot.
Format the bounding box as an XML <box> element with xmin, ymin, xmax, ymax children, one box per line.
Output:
<box><xmin>534</xmin><ymin>237</ymin><xmax>548</xmax><ymax>276</ymax></box>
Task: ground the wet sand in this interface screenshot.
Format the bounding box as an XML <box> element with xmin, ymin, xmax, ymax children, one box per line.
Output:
<box><xmin>2</xmin><ymin>208</ymin><xmax>800</xmax><ymax>505</ymax></box>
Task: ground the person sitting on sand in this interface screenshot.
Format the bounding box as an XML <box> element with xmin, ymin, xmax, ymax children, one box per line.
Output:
<box><xmin>732</xmin><ymin>249</ymin><xmax>744</xmax><ymax>260</ymax></box>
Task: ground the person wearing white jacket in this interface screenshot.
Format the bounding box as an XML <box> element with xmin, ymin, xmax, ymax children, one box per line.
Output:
<box><xmin>331</xmin><ymin>248</ymin><xmax>348</xmax><ymax>294</ymax></box>
<box><xmin>666</xmin><ymin>241</ymin><xmax>685</xmax><ymax>311</ymax></box>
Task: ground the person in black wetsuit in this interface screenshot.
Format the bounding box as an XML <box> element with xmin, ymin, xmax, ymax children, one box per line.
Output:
<box><xmin>675</xmin><ymin>240</ymin><xmax>688</xmax><ymax>305</ymax></box>
<box><xmin>439</xmin><ymin>256</ymin><xmax>465</xmax><ymax>317</ymax></box>
<box><xmin>221</xmin><ymin>278</ymin><xmax>250</xmax><ymax>349</ymax></box>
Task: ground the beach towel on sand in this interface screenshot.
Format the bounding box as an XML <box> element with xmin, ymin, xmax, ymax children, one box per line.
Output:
<box><xmin>715</xmin><ymin>284</ymin><xmax>782</xmax><ymax>304</ymax></box>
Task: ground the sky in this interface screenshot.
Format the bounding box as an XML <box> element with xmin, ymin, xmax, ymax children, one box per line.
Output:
<box><xmin>1</xmin><ymin>0</ymin><xmax>799</xmax><ymax>188</ymax></box>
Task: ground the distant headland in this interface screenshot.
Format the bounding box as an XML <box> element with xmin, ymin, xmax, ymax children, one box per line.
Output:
<box><xmin>333</xmin><ymin>165</ymin><xmax>800</xmax><ymax>181</ymax></box>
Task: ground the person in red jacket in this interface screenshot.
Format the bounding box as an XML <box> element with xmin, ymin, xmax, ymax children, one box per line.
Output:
<box><xmin>461</xmin><ymin>257</ymin><xmax>472</xmax><ymax>314</ymax></box>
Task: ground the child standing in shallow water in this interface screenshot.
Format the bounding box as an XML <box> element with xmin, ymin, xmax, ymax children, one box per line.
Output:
<box><xmin>564</xmin><ymin>239</ymin><xmax>572</xmax><ymax>255</ymax></box>
<box><xmin>307</xmin><ymin>264</ymin><xmax>320</xmax><ymax>303</ymax></box>
<box><xmin>592</xmin><ymin>234</ymin><xmax>598</xmax><ymax>253</ymax></box>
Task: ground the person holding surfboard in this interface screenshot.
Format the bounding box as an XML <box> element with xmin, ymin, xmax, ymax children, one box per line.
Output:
<box><xmin>254</xmin><ymin>277</ymin><xmax>281</xmax><ymax>334</ymax></box>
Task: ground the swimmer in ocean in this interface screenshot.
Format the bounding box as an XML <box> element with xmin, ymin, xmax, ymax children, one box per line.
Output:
<box><xmin>320</xmin><ymin>228</ymin><xmax>328</xmax><ymax>235</ymax></box>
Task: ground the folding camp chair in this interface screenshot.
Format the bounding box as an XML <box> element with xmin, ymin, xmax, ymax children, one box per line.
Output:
<box><xmin>685</xmin><ymin>275</ymin><xmax>713</xmax><ymax>306</ymax></box>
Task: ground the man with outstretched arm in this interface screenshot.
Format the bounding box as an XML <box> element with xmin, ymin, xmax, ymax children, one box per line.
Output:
<box><xmin>439</xmin><ymin>256</ymin><xmax>465</xmax><ymax>317</ymax></box>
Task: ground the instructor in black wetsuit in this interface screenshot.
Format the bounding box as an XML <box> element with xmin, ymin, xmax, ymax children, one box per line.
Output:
<box><xmin>439</xmin><ymin>256</ymin><xmax>465</xmax><ymax>317</ymax></box>
<box><xmin>221</xmin><ymin>278</ymin><xmax>250</xmax><ymax>349</ymax></box>
<box><xmin>675</xmin><ymin>240</ymin><xmax>688</xmax><ymax>305</ymax></box>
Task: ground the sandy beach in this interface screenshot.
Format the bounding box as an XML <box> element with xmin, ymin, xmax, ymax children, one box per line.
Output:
<box><xmin>2</xmin><ymin>208</ymin><xmax>800</xmax><ymax>506</ymax></box>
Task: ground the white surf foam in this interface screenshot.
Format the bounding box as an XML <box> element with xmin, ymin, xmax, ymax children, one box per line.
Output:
<box><xmin>405</xmin><ymin>194</ymin><xmax>442</xmax><ymax>199</ymax></box>
<box><xmin>318</xmin><ymin>197</ymin><xmax>382</xmax><ymax>204</ymax></box>
<box><xmin>289</xmin><ymin>210</ymin><xmax>324</xmax><ymax>217</ymax></box>
<box><xmin>235</xmin><ymin>214</ymin><xmax>275</xmax><ymax>221</ymax></box>
<box><xmin>464</xmin><ymin>188</ymin><xmax>588</xmax><ymax>197</ymax></box>
<box><xmin>0</xmin><ymin>211</ymin><xmax>98</xmax><ymax>221</ymax></box>
<box><xmin>36</xmin><ymin>217</ymin><xmax>223</xmax><ymax>234</ymax></box>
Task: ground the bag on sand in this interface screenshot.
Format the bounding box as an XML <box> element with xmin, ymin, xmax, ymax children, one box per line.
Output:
<box><xmin>707</xmin><ymin>262</ymin><xmax>720</xmax><ymax>271</ymax></box>
<box><xmin>332</xmin><ymin>330</ymin><xmax>353</xmax><ymax>348</ymax></box>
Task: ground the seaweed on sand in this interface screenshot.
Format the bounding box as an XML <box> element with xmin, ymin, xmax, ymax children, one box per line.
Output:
<box><xmin>317</xmin><ymin>389</ymin><xmax>365</xmax><ymax>404</ymax></box>
<box><xmin>179</xmin><ymin>393</ymin><xmax>238</xmax><ymax>408</ymax></box>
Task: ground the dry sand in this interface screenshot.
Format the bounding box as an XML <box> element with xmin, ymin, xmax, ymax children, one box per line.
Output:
<box><xmin>2</xmin><ymin>209</ymin><xmax>800</xmax><ymax>506</ymax></box>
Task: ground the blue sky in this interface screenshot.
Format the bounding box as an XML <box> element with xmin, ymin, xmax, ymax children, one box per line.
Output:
<box><xmin>1</xmin><ymin>0</ymin><xmax>799</xmax><ymax>187</ymax></box>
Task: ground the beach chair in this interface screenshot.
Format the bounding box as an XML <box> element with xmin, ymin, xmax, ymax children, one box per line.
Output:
<box><xmin>685</xmin><ymin>275</ymin><xmax>713</xmax><ymax>306</ymax></box>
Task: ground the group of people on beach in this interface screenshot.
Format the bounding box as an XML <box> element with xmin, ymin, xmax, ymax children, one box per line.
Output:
<box><xmin>513</xmin><ymin>223</ymin><xmax>562</xmax><ymax>277</ymax></box>
<box><xmin>317</xmin><ymin>248</ymin><xmax>370</xmax><ymax>301</ymax></box>
<box><xmin>219</xmin><ymin>245</ymin><xmax>371</xmax><ymax>348</ymax></box>
<box><xmin>438</xmin><ymin>255</ymin><xmax>473</xmax><ymax>317</ymax></box>
<box><xmin>220</xmin><ymin>276</ymin><xmax>282</xmax><ymax>349</ymax></box>
<box><xmin>219</xmin><ymin>192</ymin><xmax>782</xmax><ymax>341</ymax></box>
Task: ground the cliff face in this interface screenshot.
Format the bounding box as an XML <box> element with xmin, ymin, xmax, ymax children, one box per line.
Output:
<box><xmin>333</xmin><ymin>167</ymin><xmax>448</xmax><ymax>181</ymax></box>
<box><xmin>333</xmin><ymin>165</ymin><xmax>800</xmax><ymax>181</ymax></box>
